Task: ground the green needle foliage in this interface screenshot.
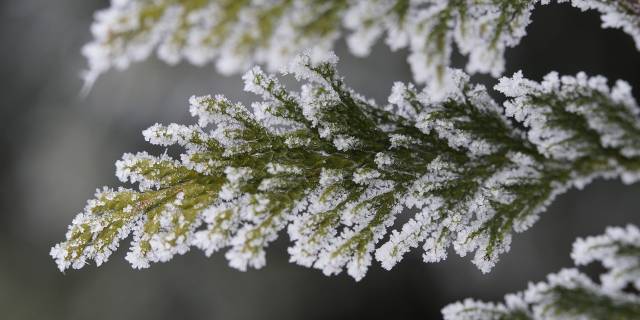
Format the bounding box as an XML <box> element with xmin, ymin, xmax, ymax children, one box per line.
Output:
<box><xmin>82</xmin><ymin>0</ymin><xmax>640</xmax><ymax>90</ymax></box>
<box><xmin>443</xmin><ymin>225</ymin><xmax>640</xmax><ymax>320</ymax></box>
<box><xmin>52</xmin><ymin>52</ymin><xmax>640</xmax><ymax>281</ymax></box>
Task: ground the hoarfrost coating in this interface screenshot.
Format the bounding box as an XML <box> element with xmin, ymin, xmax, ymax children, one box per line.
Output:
<box><xmin>54</xmin><ymin>53</ymin><xmax>640</xmax><ymax>281</ymax></box>
<box><xmin>82</xmin><ymin>0</ymin><xmax>640</xmax><ymax>88</ymax></box>
<box><xmin>444</xmin><ymin>225</ymin><xmax>640</xmax><ymax>320</ymax></box>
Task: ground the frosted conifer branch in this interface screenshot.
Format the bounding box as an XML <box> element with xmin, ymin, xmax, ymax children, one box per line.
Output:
<box><xmin>443</xmin><ymin>225</ymin><xmax>640</xmax><ymax>320</ymax></box>
<box><xmin>53</xmin><ymin>52</ymin><xmax>640</xmax><ymax>280</ymax></box>
<box><xmin>572</xmin><ymin>224</ymin><xmax>640</xmax><ymax>291</ymax></box>
<box><xmin>82</xmin><ymin>0</ymin><xmax>640</xmax><ymax>87</ymax></box>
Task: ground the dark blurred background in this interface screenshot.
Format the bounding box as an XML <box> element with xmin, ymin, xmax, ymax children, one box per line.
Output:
<box><xmin>1</xmin><ymin>1</ymin><xmax>639</xmax><ymax>319</ymax></box>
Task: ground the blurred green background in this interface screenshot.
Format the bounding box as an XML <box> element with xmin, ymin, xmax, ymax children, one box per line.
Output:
<box><xmin>1</xmin><ymin>1</ymin><xmax>639</xmax><ymax>319</ymax></box>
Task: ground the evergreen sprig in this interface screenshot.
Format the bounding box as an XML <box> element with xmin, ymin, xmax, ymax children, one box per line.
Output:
<box><xmin>82</xmin><ymin>0</ymin><xmax>640</xmax><ymax>90</ymax></box>
<box><xmin>443</xmin><ymin>225</ymin><xmax>640</xmax><ymax>320</ymax></box>
<box><xmin>52</xmin><ymin>53</ymin><xmax>640</xmax><ymax>280</ymax></box>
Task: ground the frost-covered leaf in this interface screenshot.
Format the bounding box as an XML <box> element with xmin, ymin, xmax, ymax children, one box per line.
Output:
<box><xmin>572</xmin><ymin>224</ymin><xmax>640</xmax><ymax>291</ymax></box>
<box><xmin>443</xmin><ymin>225</ymin><xmax>640</xmax><ymax>320</ymax></box>
<box><xmin>54</xmin><ymin>52</ymin><xmax>640</xmax><ymax>280</ymax></box>
<box><xmin>82</xmin><ymin>0</ymin><xmax>640</xmax><ymax>88</ymax></box>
